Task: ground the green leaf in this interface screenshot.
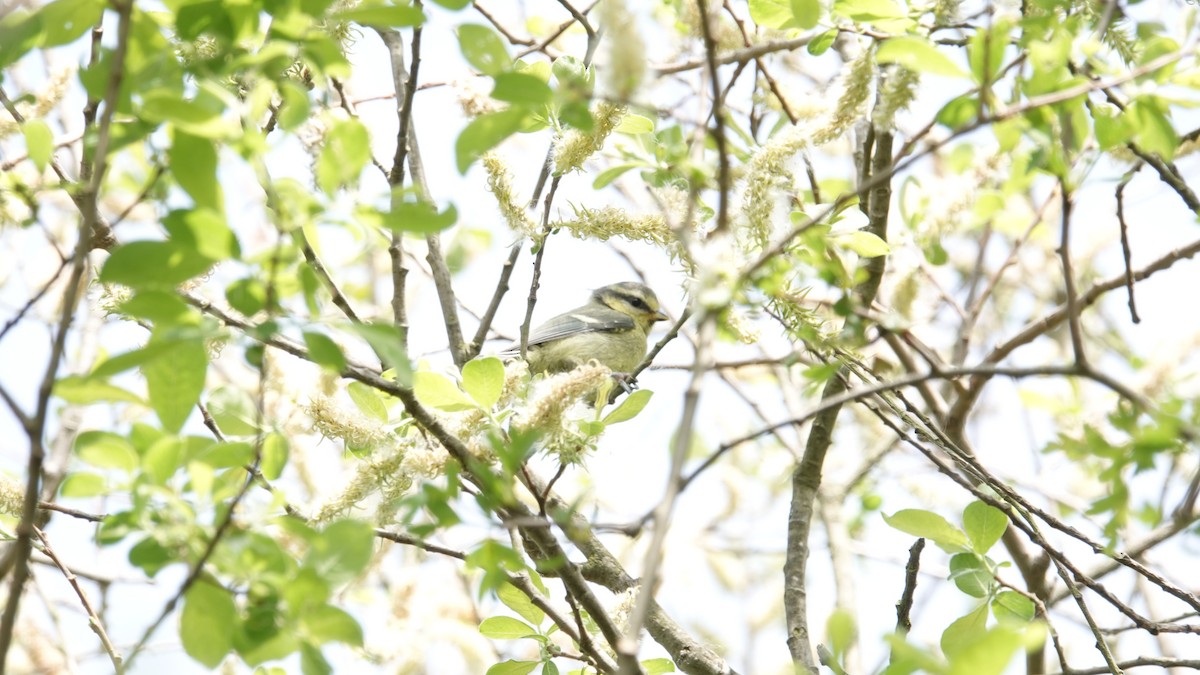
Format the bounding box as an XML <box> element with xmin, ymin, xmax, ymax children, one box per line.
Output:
<box><xmin>225</xmin><ymin>277</ymin><xmax>267</xmax><ymax>316</ymax></box>
<box><xmin>143</xmin><ymin>437</ymin><xmax>184</xmax><ymax>484</ymax></box>
<box><xmin>163</xmin><ymin>208</ymin><xmax>240</xmax><ymax>261</ymax></box>
<box><xmin>206</xmin><ymin>387</ymin><xmax>258</xmax><ymax>437</ymax></box>
<box><xmin>936</xmin><ymin>94</ymin><xmax>980</xmax><ymax>129</ymax></box>
<box><xmin>381</xmin><ymin>201</ymin><xmax>459</xmax><ymax>234</ymax></box>
<box><xmin>963</xmin><ymin>501</ymin><xmax>1007</xmax><ymax>553</ymax></box>
<box><xmin>496</xmin><ymin>582</ymin><xmax>545</xmax><ymax>626</ymax></box>
<box><xmin>940</xmin><ymin>602</ymin><xmax>989</xmax><ymax>659</ymax></box>
<box><xmin>300</xmin><ymin>643</ymin><xmax>332</xmax><ymax>675</ymax></box>
<box><xmin>876</xmin><ymin>36</ymin><xmax>967</xmax><ymax>78</ymax></box>
<box><xmin>430</xmin><ymin>0</ymin><xmax>470</xmax><ymax>8</ymax></box>
<box><xmin>833</xmin><ymin>0</ymin><xmax>906</xmax><ymax>22</ymax></box>
<box><xmin>882</xmin><ymin>509</ymin><xmax>969</xmax><ymax>552</ymax></box>
<box><xmin>749</xmin><ymin>0</ymin><xmax>805</xmax><ymax>29</ymax></box>
<box><xmin>948</xmin><ymin>553</ymin><xmax>991</xmax><ymax>598</ymax></box>
<box><xmin>143</xmin><ymin>334</ymin><xmax>208</xmax><ymax>434</ymax></box>
<box><xmin>1129</xmin><ymin>98</ymin><xmax>1178</xmax><ymax>160</ymax></box>
<box><xmin>181</xmin><ymin>581</ymin><xmax>236</xmax><ymax>668</ymax></box>
<box><xmin>59</xmin><ymin>471</ymin><xmax>106</xmax><ymax>497</ymax></box>
<box><xmin>100</xmin><ymin>240</ymin><xmax>219</xmax><ymax>289</ymax></box>
<box><xmin>790</xmin><ymin>0</ymin><xmax>821</xmax><ymax>29</ymax></box>
<box><xmin>39</xmin><ymin>0</ymin><xmax>103</xmax><ymax>47</ymax></box>
<box><xmin>302</xmin><ymin>605</ymin><xmax>364</xmax><ymax>646</ymax></box>
<box><xmin>316</xmin><ymin>119</ymin><xmax>371</xmax><ymax>195</ymax></box>
<box><xmin>486</xmin><ymin>661</ymin><xmax>539</xmax><ymax>675</ymax></box>
<box><xmin>260</xmin><ymin>432</ymin><xmax>289</xmax><ymax>480</ymax></box>
<box><xmin>616</xmin><ymin>114</ymin><xmax>655</xmax><ymax>135</ymax></box>
<box><xmin>592</xmin><ymin>162</ymin><xmax>642</xmax><ymax>189</ymax></box>
<box><xmin>22</xmin><ymin>119</ymin><xmax>53</xmax><ymax>173</ymax></box>
<box><xmin>194</xmin><ymin>441</ymin><xmax>255</xmax><ymax>468</ymax></box>
<box><xmin>277</xmin><ymin>79</ymin><xmax>312</xmax><ymax>131</ymax></box>
<box><xmin>491</xmin><ymin>72</ymin><xmax>553</xmax><ymax>105</ymax></box>
<box><xmin>303</xmin><ymin>332</ymin><xmax>347</xmax><ymax>372</ymax></box>
<box><xmin>119</xmin><ymin>291</ymin><xmax>195</xmax><ymax>324</ymax></box>
<box><xmin>826</xmin><ymin>608</ymin><xmax>856</xmax><ymax>657</ymax></box>
<box><xmin>948</xmin><ymin>624</ymin><xmax>1038</xmax><ymax>675</ymax></box>
<box><xmin>833</xmin><ymin>230</ymin><xmax>890</xmax><ymax>257</ymax></box>
<box><xmin>455</xmin><ymin>108</ymin><xmax>529</xmax><ymax>173</ymax></box>
<box><xmin>0</xmin><ymin>11</ymin><xmax>45</xmax><ymax>71</ymax></box>
<box><xmin>479</xmin><ymin>616</ymin><xmax>537</xmax><ymax>639</ymax></box>
<box><xmin>602</xmin><ymin>389</ymin><xmax>653</xmax><ymax>425</ymax></box>
<box><xmin>169</xmin><ymin>129</ymin><xmax>223</xmax><ymax>211</ymax></box>
<box><xmin>141</xmin><ymin>87</ymin><xmax>231</xmax><ymax>139</ymax></box>
<box><xmin>808</xmin><ymin>29</ymin><xmax>837</xmax><ymax>55</ymax></box>
<box><xmin>967</xmin><ymin>21</ymin><xmax>1009</xmax><ymax>84</ymax></box>
<box><xmin>457</xmin><ymin>24</ymin><xmax>510</xmax><ymax>76</ymax></box>
<box><xmin>75</xmin><ymin>431</ymin><xmax>138</xmax><ymax>472</ymax></box>
<box><xmin>306</xmin><ymin>520</ymin><xmax>375</xmax><ymax>585</ymax></box>
<box><xmin>642</xmin><ymin>658</ymin><xmax>676</xmax><ymax>675</ymax></box>
<box><xmin>128</xmin><ymin>537</ymin><xmax>174</xmax><ymax>577</ymax></box>
<box><xmin>414</xmin><ymin>371</ymin><xmax>477</xmax><ymax>412</ymax></box>
<box><xmin>349</xmin><ymin>323</ymin><xmax>412</xmax><ymax>386</ymax></box>
<box><xmin>462</xmin><ymin>357</ymin><xmax>505</xmax><ymax>409</ymax></box>
<box><xmin>348</xmin><ymin>380</ymin><xmax>390</xmax><ymax>422</ymax></box>
<box><xmin>54</xmin><ymin>375</ymin><xmax>143</xmax><ymax>405</ymax></box>
<box><xmin>333</xmin><ymin>2</ymin><xmax>424</xmax><ymax>27</ymax></box>
<box><xmin>991</xmin><ymin>591</ymin><xmax>1036</xmax><ymax>624</ymax></box>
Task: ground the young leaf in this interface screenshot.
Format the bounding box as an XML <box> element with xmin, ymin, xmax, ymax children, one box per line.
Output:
<box><xmin>491</xmin><ymin>72</ymin><xmax>553</xmax><ymax>105</ymax></box>
<box><xmin>333</xmin><ymin>2</ymin><xmax>424</xmax><ymax>27</ymax></box>
<box><xmin>54</xmin><ymin>376</ymin><xmax>144</xmax><ymax>405</ymax></box>
<box><xmin>939</xmin><ymin>602</ymin><xmax>989</xmax><ymax>658</ymax></box>
<box><xmin>478</xmin><ymin>616</ymin><xmax>537</xmax><ymax>640</ymax></box>
<box><xmin>642</xmin><ymin>658</ymin><xmax>677</xmax><ymax>675</ymax></box>
<box><xmin>882</xmin><ymin>509</ymin><xmax>970</xmax><ymax>552</ymax></box>
<box><xmin>948</xmin><ymin>553</ymin><xmax>991</xmax><ymax>598</ymax></box>
<box><xmin>348</xmin><ymin>381</ymin><xmax>390</xmax><ymax>422</ymax></box>
<box><xmin>21</xmin><ymin>119</ymin><xmax>53</xmax><ymax>172</ymax></box>
<box><xmin>181</xmin><ymin>581</ymin><xmax>236</xmax><ymax>667</ymax></box>
<box><xmin>462</xmin><ymin>357</ymin><xmax>505</xmax><ymax>409</ymax></box>
<box><xmin>991</xmin><ymin>590</ymin><xmax>1036</xmax><ymax>624</ymax></box>
<box><xmin>316</xmin><ymin>119</ymin><xmax>370</xmax><ymax>195</ymax></box>
<box><xmin>601</xmin><ymin>389</ymin><xmax>653</xmax><ymax>425</ymax></box>
<box><xmin>143</xmin><ymin>336</ymin><xmax>208</xmax><ymax>434</ymax></box>
<box><xmin>350</xmin><ymin>323</ymin><xmax>412</xmax><ymax>386</ymax></box>
<box><xmin>75</xmin><ymin>431</ymin><xmax>138</xmax><ymax>472</ymax></box>
<box><xmin>414</xmin><ymin>371</ymin><xmax>478</xmax><ymax>412</ymax></box>
<box><xmin>877</xmin><ymin>36</ymin><xmax>967</xmax><ymax>78</ymax></box>
<box><xmin>306</xmin><ymin>520</ymin><xmax>375</xmax><ymax>585</ymax></box>
<box><xmin>303</xmin><ymin>331</ymin><xmax>347</xmax><ymax>372</ymax></box>
<box><xmin>301</xmin><ymin>605</ymin><xmax>364</xmax><ymax>646</ymax></box>
<box><xmin>457</xmin><ymin>24</ymin><xmax>510</xmax><ymax>76</ymax></box>
<box><xmin>485</xmin><ymin>661</ymin><xmax>539</xmax><ymax>675</ymax></box>
<box><xmin>455</xmin><ymin>108</ymin><xmax>529</xmax><ymax>173</ymax></box>
<box><xmin>833</xmin><ymin>231</ymin><xmax>890</xmax><ymax>257</ymax></box>
<box><xmin>963</xmin><ymin>501</ymin><xmax>1007</xmax><ymax>553</ymax></box>
<box><xmin>496</xmin><ymin>583</ymin><xmax>545</xmax><ymax>626</ymax></box>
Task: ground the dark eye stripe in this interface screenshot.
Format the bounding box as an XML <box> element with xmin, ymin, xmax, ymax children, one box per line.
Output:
<box><xmin>617</xmin><ymin>293</ymin><xmax>649</xmax><ymax>310</ymax></box>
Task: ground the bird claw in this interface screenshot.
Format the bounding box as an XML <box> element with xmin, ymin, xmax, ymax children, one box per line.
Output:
<box><xmin>611</xmin><ymin>372</ymin><xmax>638</xmax><ymax>394</ymax></box>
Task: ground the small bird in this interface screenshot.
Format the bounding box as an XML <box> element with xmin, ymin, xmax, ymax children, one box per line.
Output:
<box><xmin>500</xmin><ymin>282</ymin><xmax>669</xmax><ymax>375</ymax></box>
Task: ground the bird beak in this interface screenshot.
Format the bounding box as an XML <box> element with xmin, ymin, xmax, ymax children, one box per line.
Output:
<box><xmin>652</xmin><ymin>309</ymin><xmax>669</xmax><ymax>323</ymax></box>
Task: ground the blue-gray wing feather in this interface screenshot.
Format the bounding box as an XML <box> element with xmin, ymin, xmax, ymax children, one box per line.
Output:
<box><xmin>499</xmin><ymin>305</ymin><xmax>633</xmax><ymax>355</ymax></box>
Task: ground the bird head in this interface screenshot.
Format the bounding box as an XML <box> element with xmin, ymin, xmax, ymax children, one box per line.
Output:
<box><xmin>592</xmin><ymin>282</ymin><xmax>669</xmax><ymax>330</ymax></box>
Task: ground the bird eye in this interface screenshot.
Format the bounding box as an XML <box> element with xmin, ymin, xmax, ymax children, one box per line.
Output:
<box><xmin>630</xmin><ymin>297</ymin><xmax>648</xmax><ymax>310</ymax></box>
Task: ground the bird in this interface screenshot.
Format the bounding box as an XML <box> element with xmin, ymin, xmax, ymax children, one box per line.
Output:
<box><xmin>500</xmin><ymin>282</ymin><xmax>669</xmax><ymax>376</ymax></box>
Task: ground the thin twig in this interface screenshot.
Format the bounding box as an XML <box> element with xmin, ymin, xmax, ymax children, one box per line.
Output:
<box><xmin>34</xmin><ymin>527</ymin><xmax>122</xmax><ymax>670</ymax></box>
<box><xmin>0</xmin><ymin>3</ymin><xmax>131</xmax><ymax>667</ymax></box>
<box><xmin>616</xmin><ymin>315</ymin><xmax>714</xmax><ymax>673</ymax></box>
<box><xmin>1114</xmin><ymin>171</ymin><xmax>1141</xmax><ymax>324</ymax></box>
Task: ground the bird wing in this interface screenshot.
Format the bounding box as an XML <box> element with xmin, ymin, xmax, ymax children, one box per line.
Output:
<box><xmin>499</xmin><ymin>305</ymin><xmax>634</xmax><ymax>355</ymax></box>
